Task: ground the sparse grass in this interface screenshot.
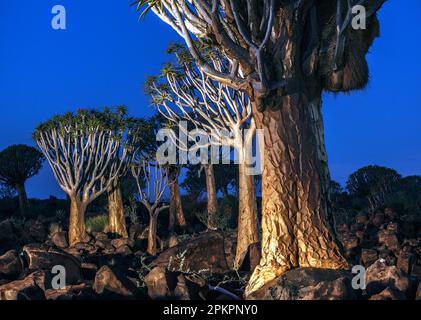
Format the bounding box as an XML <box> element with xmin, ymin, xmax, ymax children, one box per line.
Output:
<box><xmin>86</xmin><ymin>215</ymin><xmax>108</xmax><ymax>233</ymax></box>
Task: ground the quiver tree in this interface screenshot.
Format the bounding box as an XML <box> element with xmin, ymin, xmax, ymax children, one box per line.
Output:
<box><xmin>136</xmin><ymin>0</ymin><xmax>386</xmax><ymax>294</ymax></box>
<box><xmin>132</xmin><ymin>159</ymin><xmax>169</xmax><ymax>255</ymax></box>
<box><xmin>34</xmin><ymin>108</ymin><xmax>138</xmax><ymax>245</ymax></box>
<box><xmin>147</xmin><ymin>46</ymin><xmax>260</xmax><ymax>269</ymax></box>
<box><xmin>167</xmin><ymin>165</ymin><xmax>186</xmax><ymax>232</ymax></box>
<box><xmin>0</xmin><ymin>144</ymin><xmax>44</xmax><ymax>215</ymax></box>
<box><xmin>106</xmin><ymin>113</ymin><xmax>147</xmax><ymax>237</ymax></box>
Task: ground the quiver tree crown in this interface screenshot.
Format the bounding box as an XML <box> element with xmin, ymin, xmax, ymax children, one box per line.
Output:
<box><xmin>135</xmin><ymin>0</ymin><xmax>386</xmax><ymax>109</ymax></box>
<box><xmin>33</xmin><ymin>107</ymin><xmax>141</xmax><ymax>201</ymax></box>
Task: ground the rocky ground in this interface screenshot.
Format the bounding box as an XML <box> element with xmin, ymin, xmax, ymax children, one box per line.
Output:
<box><xmin>0</xmin><ymin>208</ymin><xmax>420</xmax><ymax>300</ymax></box>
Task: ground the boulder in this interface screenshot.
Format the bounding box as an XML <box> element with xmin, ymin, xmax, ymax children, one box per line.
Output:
<box><xmin>360</xmin><ymin>249</ymin><xmax>378</xmax><ymax>267</ymax></box>
<box><xmin>72</xmin><ymin>242</ymin><xmax>97</xmax><ymax>254</ymax></box>
<box><xmin>0</xmin><ymin>220</ymin><xmax>18</xmax><ymax>254</ymax></box>
<box><xmin>0</xmin><ymin>273</ymin><xmax>45</xmax><ymax>300</ymax></box>
<box><xmin>372</xmin><ymin>211</ymin><xmax>385</xmax><ymax>227</ymax></box>
<box><xmin>366</xmin><ymin>259</ymin><xmax>410</xmax><ymax>296</ymax></box>
<box><xmin>26</xmin><ymin>219</ymin><xmax>47</xmax><ymax>243</ymax></box>
<box><xmin>342</xmin><ymin>235</ymin><xmax>359</xmax><ymax>251</ymax></box>
<box><xmin>94</xmin><ymin>232</ymin><xmax>108</xmax><ymax>241</ymax></box>
<box><xmin>152</xmin><ymin>231</ymin><xmax>231</xmax><ymax>274</ymax></box>
<box><xmin>247</xmin><ymin>268</ymin><xmax>356</xmax><ymax>300</ymax></box>
<box><xmin>355</xmin><ymin>212</ymin><xmax>369</xmax><ymax>225</ymax></box>
<box><xmin>44</xmin><ymin>283</ymin><xmax>95</xmax><ymax>300</ymax></box>
<box><xmin>115</xmin><ymin>245</ymin><xmax>132</xmax><ymax>256</ymax></box>
<box><xmin>397</xmin><ymin>251</ymin><xmax>415</xmax><ymax>274</ymax></box>
<box><xmin>144</xmin><ymin>267</ymin><xmax>206</xmax><ymax>300</ymax></box>
<box><xmin>144</xmin><ymin>267</ymin><xmax>172</xmax><ymax>299</ymax></box>
<box><xmin>111</xmin><ymin>238</ymin><xmax>135</xmax><ymax>249</ymax></box>
<box><xmin>416</xmin><ymin>282</ymin><xmax>421</xmax><ymax>300</ymax></box>
<box><xmin>369</xmin><ymin>287</ymin><xmax>406</xmax><ymax>300</ymax></box>
<box><xmin>0</xmin><ymin>250</ymin><xmax>22</xmax><ymax>280</ymax></box>
<box><xmin>22</xmin><ymin>244</ymin><xmax>81</xmax><ymax>284</ymax></box>
<box><xmin>50</xmin><ymin>231</ymin><xmax>68</xmax><ymax>249</ymax></box>
<box><xmin>93</xmin><ymin>265</ymin><xmax>139</xmax><ymax>298</ymax></box>
<box><xmin>48</xmin><ymin>223</ymin><xmax>62</xmax><ymax>236</ymax></box>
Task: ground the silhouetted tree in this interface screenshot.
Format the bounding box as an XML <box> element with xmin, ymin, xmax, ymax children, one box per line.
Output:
<box><xmin>346</xmin><ymin>165</ymin><xmax>401</xmax><ymax>212</ymax></box>
<box><xmin>0</xmin><ymin>144</ymin><xmax>44</xmax><ymax>215</ymax></box>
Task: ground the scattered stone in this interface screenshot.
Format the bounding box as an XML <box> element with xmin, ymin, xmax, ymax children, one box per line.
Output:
<box><xmin>111</xmin><ymin>238</ymin><xmax>135</xmax><ymax>249</ymax></box>
<box><xmin>153</xmin><ymin>231</ymin><xmax>230</xmax><ymax>274</ymax></box>
<box><xmin>369</xmin><ymin>287</ymin><xmax>406</xmax><ymax>300</ymax></box>
<box><xmin>397</xmin><ymin>251</ymin><xmax>415</xmax><ymax>274</ymax></box>
<box><xmin>115</xmin><ymin>245</ymin><xmax>132</xmax><ymax>256</ymax></box>
<box><xmin>247</xmin><ymin>268</ymin><xmax>355</xmax><ymax>300</ymax></box>
<box><xmin>22</xmin><ymin>244</ymin><xmax>81</xmax><ymax>284</ymax></box>
<box><xmin>144</xmin><ymin>267</ymin><xmax>172</xmax><ymax>300</ymax></box>
<box><xmin>93</xmin><ymin>265</ymin><xmax>139</xmax><ymax>298</ymax></box>
<box><xmin>0</xmin><ymin>273</ymin><xmax>45</xmax><ymax>300</ymax></box>
<box><xmin>366</xmin><ymin>259</ymin><xmax>410</xmax><ymax>296</ymax></box>
<box><xmin>360</xmin><ymin>249</ymin><xmax>378</xmax><ymax>267</ymax></box>
<box><xmin>45</xmin><ymin>283</ymin><xmax>95</xmax><ymax>300</ymax></box>
<box><xmin>51</xmin><ymin>231</ymin><xmax>68</xmax><ymax>249</ymax></box>
<box><xmin>415</xmin><ymin>282</ymin><xmax>421</xmax><ymax>300</ymax></box>
<box><xmin>0</xmin><ymin>250</ymin><xmax>22</xmax><ymax>280</ymax></box>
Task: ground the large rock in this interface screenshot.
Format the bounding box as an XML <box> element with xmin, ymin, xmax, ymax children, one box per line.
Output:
<box><xmin>25</xmin><ymin>219</ymin><xmax>47</xmax><ymax>243</ymax></box>
<box><xmin>111</xmin><ymin>238</ymin><xmax>135</xmax><ymax>250</ymax></box>
<box><xmin>93</xmin><ymin>265</ymin><xmax>139</xmax><ymax>298</ymax></box>
<box><xmin>0</xmin><ymin>273</ymin><xmax>45</xmax><ymax>300</ymax></box>
<box><xmin>50</xmin><ymin>231</ymin><xmax>68</xmax><ymax>249</ymax></box>
<box><xmin>416</xmin><ymin>282</ymin><xmax>421</xmax><ymax>300</ymax></box>
<box><xmin>247</xmin><ymin>268</ymin><xmax>356</xmax><ymax>300</ymax></box>
<box><xmin>369</xmin><ymin>287</ymin><xmax>406</xmax><ymax>300</ymax></box>
<box><xmin>144</xmin><ymin>266</ymin><xmax>206</xmax><ymax>300</ymax></box>
<box><xmin>0</xmin><ymin>220</ymin><xmax>18</xmax><ymax>254</ymax></box>
<box><xmin>396</xmin><ymin>251</ymin><xmax>415</xmax><ymax>275</ymax></box>
<box><xmin>360</xmin><ymin>249</ymin><xmax>378</xmax><ymax>267</ymax></box>
<box><xmin>22</xmin><ymin>244</ymin><xmax>81</xmax><ymax>284</ymax></box>
<box><xmin>366</xmin><ymin>259</ymin><xmax>410</xmax><ymax>297</ymax></box>
<box><xmin>0</xmin><ymin>250</ymin><xmax>22</xmax><ymax>280</ymax></box>
<box><xmin>44</xmin><ymin>283</ymin><xmax>95</xmax><ymax>300</ymax></box>
<box><xmin>152</xmin><ymin>231</ymin><xmax>231</xmax><ymax>274</ymax></box>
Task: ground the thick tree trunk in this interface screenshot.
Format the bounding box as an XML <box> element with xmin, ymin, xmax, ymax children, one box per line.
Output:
<box><xmin>16</xmin><ymin>183</ymin><xmax>28</xmax><ymax>216</ymax></box>
<box><xmin>245</xmin><ymin>93</ymin><xmax>348</xmax><ymax>296</ymax></box>
<box><xmin>68</xmin><ymin>196</ymin><xmax>88</xmax><ymax>246</ymax></box>
<box><xmin>107</xmin><ymin>180</ymin><xmax>128</xmax><ymax>237</ymax></box>
<box><xmin>147</xmin><ymin>213</ymin><xmax>158</xmax><ymax>255</ymax></box>
<box><xmin>234</xmin><ymin>162</ymin><xmax>260</xmax><ymax>271</ymax></box>
<box><xmin>169</xmin><ymin>180</ymin><xmax>186</xmax><ymax>232</ymax></box>
<box><xmin>204</xmin><ymin>164</ymin><xmax>218</xmax><ymax>230</ymax></box>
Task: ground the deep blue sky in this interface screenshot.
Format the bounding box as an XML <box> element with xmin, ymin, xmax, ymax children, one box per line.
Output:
<box><xmin>0</xmin><ymin>1</ymin><xmax>420</xmax><ymax>199</ymax></box>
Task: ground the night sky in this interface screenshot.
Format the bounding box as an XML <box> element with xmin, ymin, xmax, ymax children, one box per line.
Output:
<box><xmin>0</xmin><ymin>1</ymin><xmax>420</xmax><ymax>199</ymax></box>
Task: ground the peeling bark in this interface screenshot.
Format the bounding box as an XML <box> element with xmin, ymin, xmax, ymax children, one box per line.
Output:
<box><xmin>147</xmin><ymin>214</ymin><xmax>158</xmax><ymax>256</ymax></box>
<box><xmin>234</xmin><ymin>162</ymin><xmax>260</xmax><ymax>271</ymax></box>
<box><xmin>107</xmin><ymin>180</ymin><xmax>128</xmax><ymax>237</ymax></box>
<box><xmin>168</xmin><ymin>168</ymin><xmax>186</xmax><ymax>232</ymax></box>
<box><xmin>68</xmin><ymin>197</ymin><xmax>88</xmax><ymax>245</ymax></box>
<box><xmin>245</xmin><ymin>94</ymin><xmax>348</xmax><ymax>296</ymax></box>
<box><xmin>204</xmin><ymin>164</ymin><xmax>218</xmax><ymax>230</ymax></box>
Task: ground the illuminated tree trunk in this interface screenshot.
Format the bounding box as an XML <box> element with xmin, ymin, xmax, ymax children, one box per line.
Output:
<box><xmin>107</xmin><ymin>180</ymin><xmax>128</xmax><ymax>237</ymax></box>
<box><xmin>147</xmin><ymin>213</ymin><xmax>158</xmax><ymax>255</ymax></box>
<box><xmin>169</xmin><ymin>179</ymin><xmax>186</xmax><ymax>232</ymax></box>
<box><xmin>204</xmin><ymin>164</ymin><xmax>218</xmax><ymax>230</ymax></box>
<box><xmin>15</xmin><ymin>183</ymin><xmax>28</xmax><ymax>216</ymax></box>
<box><xmin>69</xmin><ymin>196</ymin><xmax>88</xmax><ymax>245</ymax></box>
<box><xmin>234</xmin><ymin>162</ymin><xmax>260</xmax><ymax>271</ymax></box>
<box><xmin>246</xmin><ymin>94</ymin><xmax>348</xmax><ymax>295</ymax></box>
